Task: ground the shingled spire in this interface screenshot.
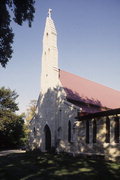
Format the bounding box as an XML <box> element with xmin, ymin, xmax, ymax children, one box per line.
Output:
<box><xmin>40</xmin><ymin>9</ymin><xmax>58</xmax><ymax>93</ymax></box>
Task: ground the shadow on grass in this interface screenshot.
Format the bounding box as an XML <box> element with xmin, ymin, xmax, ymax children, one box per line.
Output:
<box><xmin>0</xmin><ymin>151</ymin><xmax>120</xmax><ymax>180</ymax></box>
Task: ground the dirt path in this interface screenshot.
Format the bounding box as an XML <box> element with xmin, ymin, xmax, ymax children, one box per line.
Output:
<box><xmin>0</xmin><ymin>149</ymin><xmax>26</xmax><ymax>157</ymax></box>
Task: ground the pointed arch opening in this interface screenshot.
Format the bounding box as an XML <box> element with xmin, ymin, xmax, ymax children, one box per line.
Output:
<box><xmin>106</xmin><ymin>117</ymin><xmax>110</xmax><ymax>143</ymax></box>
<box><xmin>44</xmin><ymin>125</ymin><xmax>51</xmax><ymax>152</ymax></box>
<box><xmin>68</xmin><ymin>120</ymin><xmax>71</xmax><ymax>143</ymax></box>
<box><xmin>86</xmin><ymin>120</ymin><xmax>89</xmax><ymax>144</ymax></box>
<box><xmin>33</xmin><ymin>127</ymin><xmax>36</xmax><ymax>137</ymax></box>
<box><xmin>114</xmin><ymin>116</ymin><xmax>119</xmax><ymax>143</ymax></box>
<box><xmin>93</xmin><ymin>119</ymin><xmax>97</xmax><ymax>143</ymax></box>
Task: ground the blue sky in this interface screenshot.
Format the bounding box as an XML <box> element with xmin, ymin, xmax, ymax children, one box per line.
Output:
<box><xmin>0</xmin><ymin>0</ymin><xmax>120</xmax><ymax>114</ymax></box>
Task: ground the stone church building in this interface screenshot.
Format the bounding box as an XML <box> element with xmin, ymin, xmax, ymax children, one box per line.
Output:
<box><xmin>30</xmin><ymin>10</ymin><xmax>120</xmax><ymax>160</ymax></box>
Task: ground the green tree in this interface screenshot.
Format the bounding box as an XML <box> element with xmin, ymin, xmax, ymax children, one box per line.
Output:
<box><xmin>25</xmin><ymin>100</ymin><xmax>37</xmax><ymax>124</ymax></box>
<box><xmin>0</xmin><ymin>87</ymin><xmax>26</xmax><ymax>148</ymax></box>
<box><xmin>0</xmin><ymin>86</ymin><xmax>18</xmax><ymax>111</ymax></box>
<box><xmin>0</xmin><ymin>0</ymin><xmax>35</xmax><ymax>68</ymax></box>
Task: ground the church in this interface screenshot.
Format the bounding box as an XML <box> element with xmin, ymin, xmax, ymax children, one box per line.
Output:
<box><xmin>29</xmin><ymin>9</ymin><xmax>120</xmax><ymax>161</ymax></box>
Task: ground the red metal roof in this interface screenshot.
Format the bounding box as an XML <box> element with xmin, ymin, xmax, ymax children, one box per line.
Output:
<box><xmin>59</xmin><ymin>70</ymin><xmax>120</xmax><ymax>110</ymax></box>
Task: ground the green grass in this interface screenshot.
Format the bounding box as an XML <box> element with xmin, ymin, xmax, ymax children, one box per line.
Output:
<box><xmin>0</xmin><ymin>151</ymin><xmax>120</xmax><ymax>180</ymax></box>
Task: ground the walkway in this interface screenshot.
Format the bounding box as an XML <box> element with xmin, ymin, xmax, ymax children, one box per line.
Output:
<box><xmin>0</xmin><ymin>149</ymin><xmax>26</xmax><ymax>157</ymax></box>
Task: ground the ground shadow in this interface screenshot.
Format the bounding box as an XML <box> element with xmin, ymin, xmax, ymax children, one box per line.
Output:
<box><xmin>0</xmin><ymin>151</ymin><xmax>120</xmax><ymax>180</ymax></box>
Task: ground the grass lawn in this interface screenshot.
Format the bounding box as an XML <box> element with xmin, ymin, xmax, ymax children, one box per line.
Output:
<box><xmin>0</xmin><ymin>151</ymin><xmax>120</xmax><ymax>180</ymax></box>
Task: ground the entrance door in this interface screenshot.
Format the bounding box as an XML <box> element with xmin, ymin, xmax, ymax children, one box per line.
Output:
<box><xmin>44</xmin><ymin>125</ymin><xmax>51</xmax><ymax>152</ymax></box>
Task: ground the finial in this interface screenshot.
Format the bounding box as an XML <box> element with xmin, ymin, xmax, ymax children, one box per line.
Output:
<box><xmin>48</xmin><ymin>8</ymin><xmax>52</xmax><ymax>18</ymax></box>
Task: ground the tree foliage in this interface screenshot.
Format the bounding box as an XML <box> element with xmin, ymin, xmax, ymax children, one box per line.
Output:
<box><xmin>0</xmin><ymin>87</ymin><xmax>26</xmax><ymax>148</ymax></box>
<box><xmin>0</xmin><ymin>113</ymin><xmax>25</xmax><ymax>148</ymax></box>
<box><xmin>0</xmin><ymin>0</ymin><xmax>35</xmax><ymax>67</ymax></box>
<box><xmin>0</xmin><ymin>86</ymin><xmax>18</xmax><ymax>112</ymax></box>
<box><xmin>25</xmin><ymin>100</ymin><xmax>37</xmax><ymax>124</ymax></box>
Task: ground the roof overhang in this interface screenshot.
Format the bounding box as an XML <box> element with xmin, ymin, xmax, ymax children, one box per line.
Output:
<box><xmin>76</xmin><ymin>108</ymin><xmax>120</xmax><ymax>121</ymax></box>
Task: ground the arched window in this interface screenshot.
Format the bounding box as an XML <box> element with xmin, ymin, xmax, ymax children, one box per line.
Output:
<box><xmin>106</xmin><ymin>117</ymin><xmax>110</xmax><ymax>143</ymax></box>
<box><xmin>93</xmin><ymin>119</ymin><xmax>97</xmax><ymax>143</ymax></box>
<box><xmin>68</xmin><ymin>120</ymin><xmax>71</xmax><ymax>143</ymax></box>
<box><xmin>114</xmin><ymin>116</ymin><xmax>119</xmax><ymax>143</ymax></box>
<box><xmin>86</xmin><ymin>120</ymin><xmax>89</xmax><ymax>144</ymax></box>
<box><xmin>58</xmin><ymin>127</ymin><xmax>62</xmax><ymax>140</ymax></box>
<box><xmin>33</xmin><ymin>127</ymin><xmax>36</xmax><ymax>137</ymax></box>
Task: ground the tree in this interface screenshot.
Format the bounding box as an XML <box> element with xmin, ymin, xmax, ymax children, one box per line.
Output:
<box><xmin>0</xmin><ymin>87</ymin><xmax>26</xmax><ymax>148</ymax></box>
<box><xmin>25</xmin><ymin>100</ymin><xmax>37</xmax><ymax>124</ymax></box>
<box><xmin>0</xmin><ymin>86</ymin><xmax>19</xmax><ymax>112</ymax></box>
<box><xmin>0</xmin><ymin>0</ymin><xmax>35</xmax><ymax>68</ymax></box>
<box><xmin>0</xmin><ymin>112</ymin><xmax>25</xmax><ymax>148</ymax></box>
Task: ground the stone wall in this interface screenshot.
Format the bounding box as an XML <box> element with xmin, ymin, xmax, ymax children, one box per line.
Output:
<box><xmin>29</xmin><ymin>86</ymin><xmax>81</xmax><ymax>152</ymax></box>
<box><xmin>68</xmin><ymin>115</ymin><xmax>120</xmax><ymax>161</ymax></box>
<box><xmin>29</xmin><ymin>92</ymin><xmax>120</xmax><ymax>161</ymax></box>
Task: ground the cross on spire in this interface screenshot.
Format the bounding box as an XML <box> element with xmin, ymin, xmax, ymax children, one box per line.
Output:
<box><xmin>48</xmin><ymin>8</ymin><xmax>52</xmax><ymax>18</ymax></box>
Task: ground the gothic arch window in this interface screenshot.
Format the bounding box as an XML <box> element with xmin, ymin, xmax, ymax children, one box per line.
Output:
<box><xmin>86</xmin><ymin>120</ymin><xmax>89</xmax><ymax>144</ymax></box>
<box><xmin>33</xmin><ymin>127</ymin><xmax>36</xmax><ymax>137</ymax></box>
<box><xmin>68</xmin><ymin>120</ymin><xmax>71</xmax><ymax>143</ymax></box>
<box><xmin>114</xmin><ymin>116</ymin><xmax>119</xmax><ymax>143</ymax></box>
<box><xmin>106</xmin><ymin>117</ymin><xmax>110</xmax><ymax>143</ymax></box>
<box><xmin>58</xmin><ymin>127</ymin><xmax>62</xmax><ymax>140</ymax></box>
<box><xmin>93</xmin><ymin>119</ymin><xmax>97</xmax><ymax>143</ymax></box>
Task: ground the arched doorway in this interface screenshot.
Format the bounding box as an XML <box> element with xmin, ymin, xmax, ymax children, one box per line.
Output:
<box><xmin>44</xmin><ymin>125</ymin><xmax>51</xmax><ymax>152</ymax></box>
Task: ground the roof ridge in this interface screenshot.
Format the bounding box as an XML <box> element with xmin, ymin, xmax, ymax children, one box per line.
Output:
<box><xmin>60</xmin><ymin>69</ymin><xmax>120</xmax><ymax>93</ymax></box>
<box><xmin>59</xmin><ymin>69</ymin><xmax>120</xmax><ymax>110</ymax></box>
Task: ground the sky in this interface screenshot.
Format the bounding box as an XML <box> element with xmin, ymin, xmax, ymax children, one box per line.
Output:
<box><xmin>0</xmin><ymin>0</ymin><xmax>120</xmax><ymax>114</ymax></box>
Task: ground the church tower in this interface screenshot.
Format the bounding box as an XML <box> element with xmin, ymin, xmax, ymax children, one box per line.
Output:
<box><xmin>40</xmin><ymin>9</ymin><xmax>59</xmax><ymax>93</ymax></box>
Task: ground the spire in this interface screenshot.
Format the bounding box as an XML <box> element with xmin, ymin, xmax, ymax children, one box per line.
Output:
<box><xmin>48</xmin><ymin>8</ymin><xmax>52</xmax><ymax>18</ymax></box>
<box><xmin>40</xmin><ymin>9</ymin><xmax>58</xmax><ymax>92</ymax></box>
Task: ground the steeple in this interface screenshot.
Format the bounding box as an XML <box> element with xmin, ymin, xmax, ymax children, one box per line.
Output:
<box><xmin>40</xmin><ymin>9</ymin><xmax>58</xmax><ymax>93</ymax></box>
<box><xmin>48</xmin><ymin>8</ymin><xmax>52</xmax><ymax>18</ymax></box>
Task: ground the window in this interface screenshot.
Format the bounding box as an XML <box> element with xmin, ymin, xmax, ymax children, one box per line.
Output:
<box><xmin>33</xmin><ymin>127</ymin><xmax>36</xmax><ymax>137</ymax></box>
<box><xmin>93</xmin><ymin>119</ymin><xmax>97</xmax><ymax>143</ymax></box>
<box><xmin>106</xmin><ymin>117</ymin><xmax>110</xmax><ymax>143</ymax></box>
<box><xmin>68</xmin><ymin>120</ymin><xmax>71</xmax><ymax>143</ymax></box>
<box><xmin>86</xmin><ymin>120</ymin><xmax>89</xmax><ymax>144</ymax></box>
<box><xmin>58</xmin><ymin>127</ymin><xmax>62</xmax><ymax>140</ymax></box>
<box><xmin>114</xmin><ymin>116</ymin><xmax>119</xmax><ymax>143</ymax></box>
